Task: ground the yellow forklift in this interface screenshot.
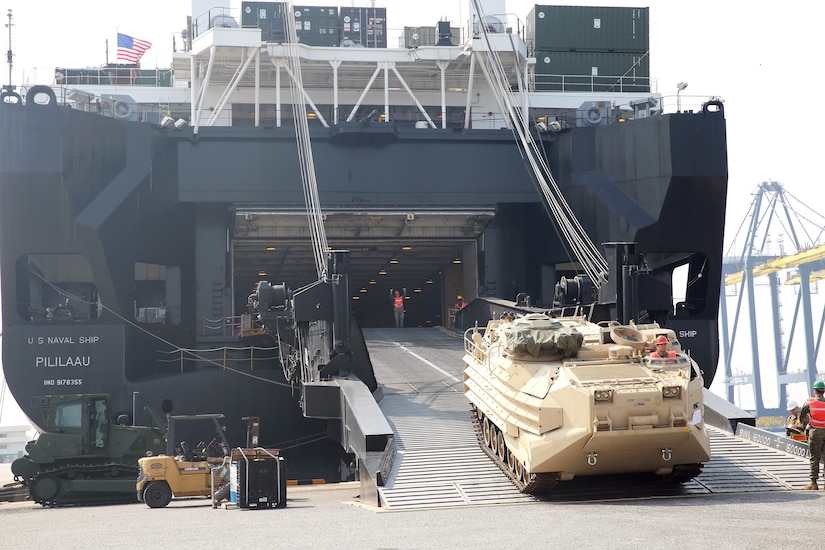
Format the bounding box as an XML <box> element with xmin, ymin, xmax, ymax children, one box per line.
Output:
<box><xmin>136</xmin><ymin>413</ymin><xmax>230</xmax><ymax>508</ymax></box>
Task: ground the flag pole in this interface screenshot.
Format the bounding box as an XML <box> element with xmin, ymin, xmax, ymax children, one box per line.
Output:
<box><xmin>105</xmin><ymin>39</ymin><xmax>109</xmax><ymax>66</ymax></box>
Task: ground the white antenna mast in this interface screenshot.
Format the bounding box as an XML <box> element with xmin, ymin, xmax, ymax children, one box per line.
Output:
<box><xmin>4</xmin><ymin>9</ymin><xmax>14</xmax><ymax>93</ymax></box>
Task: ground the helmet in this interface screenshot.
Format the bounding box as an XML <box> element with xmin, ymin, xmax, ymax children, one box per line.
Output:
<box><xmin>814</xmin><ymin>380</ymin><xmax>825</xmax><ymax>391</ymax></box>
<box><xmin>457</xmin><ymin>295</ymin><xmax>463</xmax><ymax>300</ymax></box>
<box><xmin>654</xmin><ymin>335</ymin><xmax>668</xmax><ymax>345</ymax></box>
<box><xmin>787</xmin><ymin>400</ymin><xmax>799</xmax><ymax>411</ymax></box>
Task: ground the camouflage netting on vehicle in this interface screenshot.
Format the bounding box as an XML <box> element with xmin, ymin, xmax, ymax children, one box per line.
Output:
<box><xmin>502</xmin><ymin>320</ymin><xmax>583</xmax><ymax>357</ymax></box>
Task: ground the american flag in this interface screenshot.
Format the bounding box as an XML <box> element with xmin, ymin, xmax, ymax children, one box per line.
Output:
<box><xmin>117</xmin><ymin>33</ymin><xmax>152</xmax><ymax>64</ymax></box>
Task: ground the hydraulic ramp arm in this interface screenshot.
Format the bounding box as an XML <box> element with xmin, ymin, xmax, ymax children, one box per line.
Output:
<box><xmin>240</xmin><ymin>2</ymin><xmax>396</xmax><ymax>506</ymax></box>
<box><xmin>248</xmin><ymin>252</ymin><xmax>394</xmax><ymax>506</ymax></box>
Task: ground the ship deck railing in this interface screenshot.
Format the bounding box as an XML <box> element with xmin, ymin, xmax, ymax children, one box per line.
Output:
<box><xmin>55</xmin><ymin>67</ymin><xmax>174</xmax><ymax>87</ymax></box>
<box><xmin>159</xmin><ymin>344</ymin><xmax>281</xmax><ymax>373</ymax></box>
<box><xmin>532</xmin><ymin>73</ymin><xmax>652</xmax><ymax>94</ymax></box>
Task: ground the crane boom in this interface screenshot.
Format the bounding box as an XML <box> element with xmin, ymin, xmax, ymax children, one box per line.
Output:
<box><xmin>725</xmin><ymin>242</ymin><xmax>825</xmax><ymax>285</ymax></box>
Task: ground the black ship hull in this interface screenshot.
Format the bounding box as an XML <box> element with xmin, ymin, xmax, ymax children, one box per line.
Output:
<box><xmin>0</xmin><ymin>100</ymin><xmax>727</xmax><ymax>479</ymax></box>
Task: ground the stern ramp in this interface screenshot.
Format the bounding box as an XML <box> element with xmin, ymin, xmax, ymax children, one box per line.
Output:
<box><xmin>359</xmin><ymin>328</ymin><xmax>813</xmax><ymax>509</ymax></box>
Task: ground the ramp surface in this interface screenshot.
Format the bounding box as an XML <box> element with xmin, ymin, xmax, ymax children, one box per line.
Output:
<box><xmin>366</xmin><ymin>328</ymin><xmax>536</xmax><ymax>509</ymax></box>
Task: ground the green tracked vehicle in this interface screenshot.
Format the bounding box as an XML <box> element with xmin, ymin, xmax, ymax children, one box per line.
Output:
<box><xmin>11</xmin><ymin>394</ymin><xmax>167</xmax><ymax>505</ymax></box>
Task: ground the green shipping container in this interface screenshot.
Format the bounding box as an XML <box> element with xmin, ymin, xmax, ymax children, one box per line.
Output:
<box><xmin>526</xmin><ymin>5</ymin><xmax>649</xmax><ymax>53</ymax></box>
<box><xmin>340</xmin><ymin>7</ymin><xmax>388</xmax><ymax>48</ymax></box>
<box><xmin>241</xmin><ymin>1</ymin><xmax>287</xmax><ymax>42</ymax></box>
<box><xmin>533</xmin><ymin>51</ymin><xmax>650</xmax><ymax>92</ymax></box>
<box><xmin>241</xmin><ymin>1</ymin><xmax>286</xmax><ymax>28</ymax></box>
<box><xmin>294</xmin><ymin>6</ymin><xmax>340</xmax><ymax>47</ymax></box>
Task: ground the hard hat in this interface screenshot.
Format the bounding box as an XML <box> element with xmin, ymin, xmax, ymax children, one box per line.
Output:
<box><xmin>814</xmin><ymin>380</ymin><xmax>825</xmax><ymax>391</ymax></box>
<box><xmin>654</xmin><ymin>335</ymin><xmax>668</xmax><ymax>345</ymax></box>
<box><xmin>787</xmin><ymin>400</ymin><xmax>799</xmax><ymax>411</ymax></box>
<box><xmin>457</xmin><ymin>295</ymin><xmax>463</xmax><ymax>300</ymax></box>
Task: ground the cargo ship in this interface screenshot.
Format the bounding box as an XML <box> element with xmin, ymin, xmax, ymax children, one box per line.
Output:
<box><xmin>0</xmin><ymin>2</ymin><xmax>727</xmax><ymax>480</ymax></box>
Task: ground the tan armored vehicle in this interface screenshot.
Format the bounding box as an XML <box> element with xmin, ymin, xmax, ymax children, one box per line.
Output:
<box><xmin>463</xmin><ymin>313</ymin><xmax>711</xmax><ymax>493</ymax></box>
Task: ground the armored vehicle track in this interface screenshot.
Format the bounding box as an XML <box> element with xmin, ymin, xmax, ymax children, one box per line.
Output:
<box><xmin>471</xmin><ymin>407</ymin><xmax>560</xmax><ymax>493</ymax></box>
<box><xmin>27</xmin><ymin>462</ymin><xmax>140</xmax><ymax>506</ymax></box>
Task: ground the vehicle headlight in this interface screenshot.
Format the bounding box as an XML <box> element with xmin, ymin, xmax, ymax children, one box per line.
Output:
<box><xmin>662</xmin><ymin>386</ymin><xmax>681</xmax><ymax>399</ymax></box>
<box><xmin>594</xmin><ymin>389</ymin><xmax>613</xmax><ymax>402</ymax></box>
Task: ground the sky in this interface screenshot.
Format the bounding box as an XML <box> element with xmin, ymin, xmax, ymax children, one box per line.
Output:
<box><xmin>2</xmin><ymin>1</ymin><xmax>824</xmax><ymax>425</ymax></box>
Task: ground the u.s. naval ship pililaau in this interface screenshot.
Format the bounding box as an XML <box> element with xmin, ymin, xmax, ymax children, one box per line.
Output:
<box><xmin>0</xmin><ymin>1</ymin><xmax>727</xmax><ymax>480</ymax></box>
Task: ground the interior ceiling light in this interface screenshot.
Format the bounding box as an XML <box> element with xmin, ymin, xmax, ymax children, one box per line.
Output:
<box><xmin>258</xmin><ymin>271</ymin><xmax>267</xmax><ymax>276</ymax></box>
<box><xmin>390</xmin><ymin>258</ymin><xmax>399</xmax><ymax>264</ymax></box>
<box><xmin>265</xmin><ymin>246</ymin><xmax>276</xmax><ymax>251</ymax></box>
<box><xmin>368</xmin><ymin>279</ymin><xmax>377</xmax><ymax>285</ymax></box>
<box><xmin>414</xmin><ymin>288</ymin><xmax>422</xmax><ymax>293</ymax></box>
<box><xmin>452</xmin><ymin>258</ymin><xmax>462</xmax><ymax>264</ymax></box>
<box><xmin>351</xmin><ymin>295</ymin><xmax>360</xmax><ymax>300</ymax></box>
<box><xmin>426</xmin><ymin>278</ymin><xmax>433</xmax><ymax>284</ymax></box>
<box><xmin>378</xmin><ymin>269</ymin><xmax>387</xmax><ymax>275</ymax></box>
<box><xmin>402</xmin><ymin>245</ymin><xmax>412</xmax><ymax>251</ymax></box>
<box><xmin>359</xmin><ymin>288</ymin><xmax>367</xmax><ymax>293</ymax></box>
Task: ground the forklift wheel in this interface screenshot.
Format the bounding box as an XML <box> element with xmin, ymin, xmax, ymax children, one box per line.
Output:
<box><xmin>143</xmin><ymin>481</ymin><xmax>173</xmax><ymax>508</ymax></box>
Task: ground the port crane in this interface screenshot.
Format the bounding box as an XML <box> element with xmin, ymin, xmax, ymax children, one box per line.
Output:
<box><xmin>721</xmin><ymin>181</ymin><xmax>825</xmax><ymax>416</ymax></box>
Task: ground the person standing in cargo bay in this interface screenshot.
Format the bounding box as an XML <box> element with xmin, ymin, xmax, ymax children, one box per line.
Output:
<box><xmin>800</xmin><ymin>380</ymin><xmax>825</xmax><ymax>490</ymax></box>
<box><xmin>391</xmin><ymin>288</ymin><xmax>406</xmax><ymax>328</ymax></box>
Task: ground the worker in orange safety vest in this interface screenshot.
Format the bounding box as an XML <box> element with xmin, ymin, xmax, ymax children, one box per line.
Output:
<box><xmin>800</xmin><ymin>380</ymin><xmax>825</xmax><ymax>490</ymax></box>
<box><xmin>650</xmin><ymin>335</ymin><xmax>676</xmax><ymax>358</ymax></box>
<box><xmin>390</xmin><ymin>288</ymin><xmax>406</xmax><ymax>328</ymax></box>
<box><xmin>785</xmin><ymin>400</ymin><xmax>806</xmax><ymax>441</ymax></box>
